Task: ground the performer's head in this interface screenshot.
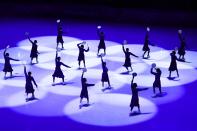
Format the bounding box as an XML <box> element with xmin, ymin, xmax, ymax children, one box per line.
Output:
<box><xmin>178</xmin><ymin>29</ymin><xmax>182</xmax><ymax>34</ymax></box>
<box><xmin>34</xmin><ymin>40</ymin><xmax>37</xmax><ymax>44</ymax></box>
<box><xmin>28</xmin><ymin>71</ymin><xmax>32</xmax><ymax>76</ymax></box>
<box><xmin>103</xmin><ymin>62</ymin><xmax>106</xmax><ymax>66</ymax></box>
<box><xmin>126</xmin><ymin>48</ymin><xmax>129</xmax><ymax>52</ymax></box>
<box><xmin>172</xmin><ymin>50</ymin><xmax>176</xmax><ymax>55</ymax></box>
<box><xmin>57</xmin><ymin>57</ymin><xmax>61</xmax><ymax>61</ymax></box>
<box><xmin>81</xmin><ymin>45</ymin><xmax>84</xmax><ymax>48</ymax></box>
<box><xmin>132</xmin><ymin>83</ymin><xmax>137</xmax><ymax>89</ymax></box>
<box><xmin>82</xmin><ymin>78</ymin><xmax>87</xmax><ymax>83</ymax></box>
<box><xmin>5</xmin><ymin>53</ymin><xmax>9</xmax><ymax>57</ymax></box>
<box><xmin>156</xmin><ymin>68</ymin><xmax>161</xmax><ymax>73</ymax></box>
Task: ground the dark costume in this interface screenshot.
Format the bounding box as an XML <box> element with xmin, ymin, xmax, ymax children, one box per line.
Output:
<box><xmin>151</xmin><ymin>68</ymin><xmax>162</xmax><ymax>94</ymax></box>
<box><xmin>80</xmin><ymin>73</ymin><xmax>94</xmax><ymax>99</ymax></box>
<box><xmin>57</xmin><ymin>28</ymin><xmax>64</xmax><ymax>44</ymax></box>
<box><xmin>142</xmin><ymin>32</ymin><xmax>150</xmax><ymax>52</ymax></box>
<box><xmin>77</xmin><ymin>43</ymin><xmax>89</xmax><ymax>62</ymax></box>
<box><xmin>142</xmin><ymin>31</ymin><xmax>151</xmax><ymax>58</ymax></box>
<box><xmin>24</xmin><ymin>67</ymin><xmax>37</xmax><ymax>94</ymax></box>
<box><xmin>178</xmin><ymin>32</ymin><xmax>186</xmax><ymax>58</ymax></box>
<box><xmin>28</xmin><ymin>37</ymin><xmax>38</xmax><ymax>59</ymax></box>
<box><xmin>97</xmin><ymin>29</ymin><xmax>106</xmax><ymax>54</ymax></box>
<box><xmin>56</xmin><ymin>22</ymin><xmax>64</xmax><ymax>48</ymax></box>
<box><xmin>122</xmin><ymin>45</ymin><xmax>138</xmax><ymax>68</ymax></box>
<box><xmin>3</xmin><ymin>49</ymin><xmax>18</xmax><ymax>73</ymax></box>
<box><xmin>101</xmin><ymin>59</ymin><xmax>109</xmax><ymax>82</ymax></box>
<box><xmin>169</xmin><ymin>52</ymin><xmax>177</xmax><ymax>71</ymax></box>
<box><xmin>52</xmin><ymin>53</ymin><xmax>70</xmax><ymax>78</ymax></box>
<box><xmin>130</xmin><ymin>81</ymin><xmax>140</xmax><ymax>110</ymax></box>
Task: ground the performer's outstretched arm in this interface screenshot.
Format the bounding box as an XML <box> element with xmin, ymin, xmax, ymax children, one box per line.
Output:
<box><xmin>130</xmin><ymin>52</ymin><xmax>138</xmax><ymax>58</ymax></box>
<box><xmin>27</xmin><ymin>36</ymin><xmax>34</xmax><ymax>44</ymax></box>
<box><xmin>24</xmin><ymin>66</ymin><xmax>27</xmax><ymax>77</ymax></box>
<box><xmin>122</xmin><ymin>44</ymin><xmax>126</xmax><ymax>53</ymax></box>
<box><xmin>62</xmin><ymin>63</ymin><xmax>71</xmax><ymax>68</ymax></box>
<box><xmin>32</xmin><ymin>77</ymin><xmax>38</xmax><ymax>87</ymax></box>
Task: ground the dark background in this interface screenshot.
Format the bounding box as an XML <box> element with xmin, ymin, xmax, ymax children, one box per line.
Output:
<box><xmin>0</xmin><ymin>0</ymin><xmax>197</xmax><ymax>26</ymax></box>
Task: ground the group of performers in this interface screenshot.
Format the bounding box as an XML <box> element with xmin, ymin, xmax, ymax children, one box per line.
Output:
<box><xmin>2</xmin><ymin>20</ymin><xmax>187</xmax><ymax>113</ymax></box>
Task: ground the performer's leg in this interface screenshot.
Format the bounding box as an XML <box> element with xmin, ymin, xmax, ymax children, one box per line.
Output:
<box><xmin>137</xmin><ymin>105</ymin><xmax>141</xmax><ymax>112</ymax></box>
<box><xmin>179</xmin><ymin>55</ymin><xmax>181</xmax><ymax>60</ymax></box>
<box><xmin>176</xmin><ymin>69</ymin><xmax>179</xmax><ymax>77</ymax></box>
<box><xmin>130</xmin><ymin>66</ymin><xmax>133</xmax><ymax>72</ymax></box>
<box><xmin>169</xmin><ymin>71</ymin><xmax>172</xmax><ymax>78</ymax></box>
<box><xmin>97</xmin><ymin>48</ymin><xmax>100</xmax><ymax>55</ymax></box>
<box><xmin>159</xmin><ymin>87</ymin><xmax>162</xmax><ymax>94</ymax></box>
<box><xmin>87</xmin><ymin>96</ymin><xmax>89</xmax><ymax>104</ymax></box>
<box><xmin>53</xmin><ymin>77</ymin><xmax>55</xmax><ymax>83</ymax></box>
<box><xmin>10</xmin><ymin>71</ymin><xmax>12</xmax><ymax>77</ymax></box>
<box><xmin>62</xmin><ymin>76</ymin><xmax>65</xmax><ymax>83</ymax></box>
<box><xmin>61</xmin><ymin>42</ymin><xmax>64</xmax><ymax>49</ymax></box>
<box><xmin>143</xmin><ymin>51</ymin><xmax>146</xmax><ymax>58</ymax></box>
<box><xmin>153</xmin><ymin>86</ymin><xmax>156</xmax><ymax>94</ymax></box>
<box><xmin>31</xmin><ymin>57</ymin><xmax>33</xmax><ymax>64</ymax></box>
<box><xmin>56</xmin><ymin>42</ymin><xmax>59</xmax><ymax>49</ymax></box>
<box><xmin>147</xmin><ymin>50</ymin><xmax>150</xmax><ymax>57</ymax></box>
<box><xmin>108</xmin><ymin>80</ymin><xmax>111</xmax><ymax>87</ymax></box>
<box><xmin>32</xmin><ymin>92</ymin><xmax>35</xmax><ymax>98</ymax></box>
<box><xmin>182</xmin><ymin>55</ymin><xmax>185</xmax><ymax>60</ymax></box>
<box><xmin>4</xmin><ymin>72</ymin><xmax>7</xmax><ymax>77</ymax></box>
<box><xmin>104</xmin><ymin>48</ymin><xmax>106</xmax><ymax>55</ymax></box>
<box><xmin>36</xmin><ymin>56</ymin><xmax>38</xmax><ymax>63</ymax></box>
<box><xmin>83</xmin><ymin>60</ymin><xmax>86</xmax><ymax>68</ymax></box>
<box><xmin>80</xmin><ymin>98</ymin><xmax>82</xmax><ymax>103</ymax></box>
<box><xmin>130</xmin><ymin>105</ymin><xmax>134</xmax><ymax>112</ymax></box>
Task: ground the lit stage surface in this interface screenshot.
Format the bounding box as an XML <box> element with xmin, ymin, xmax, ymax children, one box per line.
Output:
<box><xmin>0</xmin><ymin>19</ymin><xmax>197</xmax><ymax>131</ymax></box>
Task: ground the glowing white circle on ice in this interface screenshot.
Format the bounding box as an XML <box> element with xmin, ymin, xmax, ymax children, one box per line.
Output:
<box><xmin>183</xmin><ymin>51</ymin><xmax>197</xmax><ymax>68</ymax></box>
<box><xmin>106</xmin><ymin>44</ymin><xmax>166</xmax><ymax>56</ymax></box>
<box><xmin>64</xmin><ymin>95</ymin><xmax>99</xmax><ymax>115</ymax></box>
<box><xmin>17</xmin><ymin>36</ymin><xmax>82</xmax><ymax>49</ymax></box>
<box><xmin>64</xmin><ymin>93</ymin><xmax>157</xmax><ymax>126</ymax></box>
<box><xmin>36</xmin><ymin>57</ymin><xmax>101</xmax><ymax>70</ymax></box>
<box><xmin>39</xmin><ymin>72</ymin><xmax>80</xmax><ymax>96</ymax></box>
<box><xmin>0</xmin><ymin>79</ymin><xmax>25</xmax><ymax>87</ymax></box>
<box><xmin>0</xmin><ymin>66</ymin><xmax>25</xmax><ymax>83</ymax></box>
<box><xmin>0</xmin><ymin>47</ymin><xmax>29</xmax><ymax>65</ymax></box>
<box><xmin>115</xmin><ymin>69</ymin><xmax>197</xmax><ymax>87</ymax></box>
<box><xmin>115</xmin><ymin>63</ymin><xmax>147</xmax><ymax>74</ymax></box>
<box><xmin>19</xmin><ymin>45</ymin><xmax>55</xmax><ymax>52</ymax></box>
<box><xmin>6</xmin><ymin>89</ymin><xmax>47</xmax><ymax>107</ymax></box>
<box><xmin>144</xmin><ymin>60</ymin><xmax>195</xmax><ymax>70</ymax></box>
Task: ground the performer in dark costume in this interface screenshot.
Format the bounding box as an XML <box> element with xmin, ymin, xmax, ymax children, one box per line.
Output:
<box><xmin>100</xmin><ymin>56</ymin><xmax>111</xmax><ymax>88</ymax></box>
<box><xmin>130</xmin><ymin>73</ymin><xmax>141</xmax><ymax>113</ymax></box>
<box><xmin>3</xmin><ymin>46</ymin><xmax>20</xmax><ymax>78</ymax></box>
<box><xmin>168</xmin><ymin>50</ymin><xmax>179</xmax><ymax>78</ymax></box>
<box><xmin>24</xmin><ymin>65</ymin><xmax>38</xmax><ymax>99</ymax></box>
<box><xmin>56</xmin><ymin>19</ymin><xmax>64</xmax><ymax>49</ymax></box>
<box><xmin>97</xmin><ymin>26</ymin><xmax>106</xmax><ymax>56</ymax></box>
<box><xmin>77</xmin><ymin>41</ymin><xmax>89</xmax><ymax>68</ymax></box>
<box><xmin>142</xmin><ymin>27</ymin><xmax>151</xmax><ymax>58</ymax></box>
<box><xmin>26</xmin><ymin>34</ymin><xmax>39</xmax><ymax>64</ymax></box>
<box><xmin>151</xmin><ymin>64</ymin><xmax>162</xmax><ymax>94</ymax></box>
<box><xmin>80</xmin><ymin>70</ymin><xmax>95</xmax><ymax>105</ymax></box>
<box><xmin>122</xmin><ymin>43</ymin><xmax>138</xmax><ymax>72</ymax></box>
<box><xmin>178</xmin><ymin>29</ymin><xmax>186</xmax><ymax>61</ymax></box>
<box><xmin>52</xmin><ymin>51</ymin><xmax>71</xmax><ymax>84</ymax></box>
